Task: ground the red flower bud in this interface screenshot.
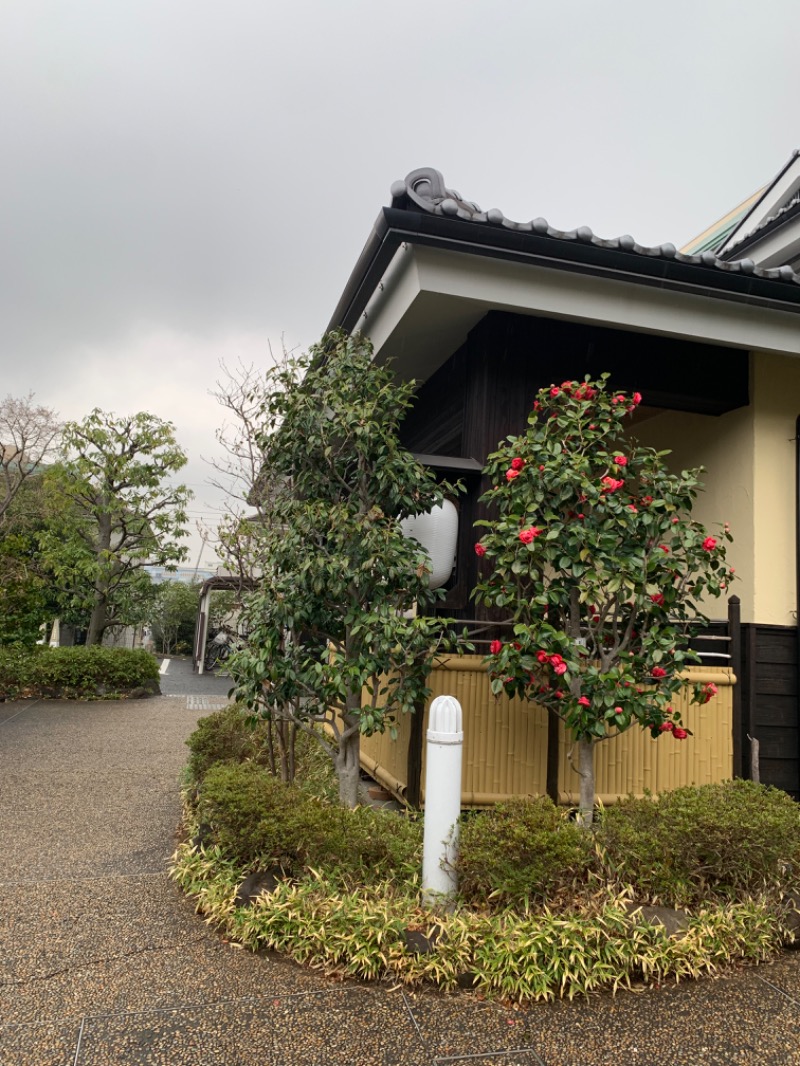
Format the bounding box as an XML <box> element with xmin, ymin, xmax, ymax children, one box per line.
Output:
<box><xmin>474</xmin><ymin>542</ymin><xmax>486</xmax><ymax>557</ymax></box>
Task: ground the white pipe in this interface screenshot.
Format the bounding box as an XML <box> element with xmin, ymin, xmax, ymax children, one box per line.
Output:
<box><xmin>422</xmin><ymin>695</ymin><xmax>463</xmax><ymax>905</ymax></box>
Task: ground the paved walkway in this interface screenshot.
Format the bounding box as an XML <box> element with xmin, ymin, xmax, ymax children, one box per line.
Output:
<box><xmin>2</xmin><ymin>686</ymin><xmax>800</xmax><ymax>1064</ymax></box>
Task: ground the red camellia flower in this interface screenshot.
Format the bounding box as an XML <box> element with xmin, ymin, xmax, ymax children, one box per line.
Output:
<box><xmin>600</xmin><ymin>476</ymin><xmax>625</xmax><ymax>493</ymax></box>
<box><xmin>536</xmin><ymin>650</ymin><xmax>549</xmax><ymax>664</ymax></box>
<box><xmin>628</xmin><ymin>504</ymin><xmax>638</xmax><ymax>513</ymax></box>
<box><xmin>702</xmin><ymin>536</ymin><xmax>717</xmax><ymax>551</ymax></box>
<box><xmin>650</xmin><ymin>592</ymin><xmax>665</xmax><ymax>606</ymax></box>
<box><xmin>506</xmin><ymin>468</ymin><xmax>519</xmax><ymax>481</ymax></box>
<box><xmin>614</xmin><ymin>706</ymin><xmax>623</xmax><ymax>715</ymax></box>
<box><xmin>651</xmin><ymin>666</ymin><xmax>667</xmax><ymax>679</ymax></box>
<box><xmin>474</xmin><ymin>543</ymin><xmax>486</xmax><ymax>557</ymax></box>
<box><xmin>550</xmin><ymin>386</ymin><xmax>560</xmax><ymax>397</ymax></box>
<box><xmin>613</xmin><ymin>455</ymin><xmax>628</xmax><ymax>467</ymax></box>
<box><xmin>632</xmin><ymin>392</ymin><xmax>642</xmax><ymax>405</ymax></box>
<box><xmin>672</xmin><ymin>727</ymin><xmax>688</xmax><ymax>740</ymax></box>
<box><xmin>703</xmin><ymin>682</ymin><xmax>718</xmax><ymax>703</ymax></box>
<box><xmin>659</xmin><ymin>721</ymin><xmax>674</xmax><ymax>732</ymax></box>
<box><xmin>533</xmin><ymin>400</ymin><xmax>540</xmax><ymax>411</ymax></box>
<box><xmin>642</xmin><ymin>495</ymin><xmax>653</xmax><ymax>505</ymax></box>
<box><xmin>489</xmin><ymin>640</ymin><xmax>502</xmax><ymax>655</ymax></box>
<box><xmin>510</xmin><ymin>457</ymin><xmax>525</xmax><ymax>471</ymax></box>
<box><xmin>553</xmin><ymin>662</ymin><xmax>567</xmax><ymax>676</ymax></box>
<box><xmin>578</xmin><ymin>696</ymin><xmax>591</xmax><ymax>707</ymax></box>
<box><xmin>660</xmin><ymin>544</ymin><xmax>670</xmax><ymax>553</ymax></box>
<box><xmin>519</xmin><ymin>526</ymin><xmax>541</xmax><ymax>544</ymax></box>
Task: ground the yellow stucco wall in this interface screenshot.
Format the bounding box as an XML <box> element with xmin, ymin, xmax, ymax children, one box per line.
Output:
<box><xmin>632</xmin><ymin>404</ymin><xmax>755</xmax><ymax>621</ymax></box>
<box><xmin>751</xmin><ymin>352</ymin><xmax>800</xmax><ymax>626</ymax></box>
<box><xmin>630</xmin><ymin>351</ymin><xmax>800</xmax><ymax>625</ymax></box>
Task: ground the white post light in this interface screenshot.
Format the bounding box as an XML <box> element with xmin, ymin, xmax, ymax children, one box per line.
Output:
<box><xmin>422</xmin><ymin>695</ymin><xmax>464</xmax><ymax>905</ymax></box>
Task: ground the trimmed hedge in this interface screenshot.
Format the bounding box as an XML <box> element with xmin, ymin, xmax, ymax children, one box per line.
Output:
<box><xmin>0</xmin><ymin>646</ymin><xmax>160</xmax><ymax>699</ymax></box>
<box><xmin>455</xmin><ymin>797</ymin><xmax>594</xmax><ymax>906</ymax></box>
<box><xmin>596</xmin><ymin>781</ymin><xmax>800</xmax><ymax>906</ymax></box>
<box><xmin>196</xmin><ymin>761</ymin><xmax>422</xmax><ymax>885</ymax></box>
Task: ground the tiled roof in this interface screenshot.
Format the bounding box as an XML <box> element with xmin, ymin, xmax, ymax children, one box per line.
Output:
<box><xmin>722</xmin><ymin>192</ymin><xmax>800</xmax><ymax>259</ymax></box>
<box><xmin>389</xmin><ymin>167</ymin><xmax>800</xmax><ymax>286</ymax></box>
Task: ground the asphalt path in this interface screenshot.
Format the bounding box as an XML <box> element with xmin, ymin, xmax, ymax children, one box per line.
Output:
<box><xmin>2</xmin><ymin>690</ymin><xmax>800</xmax><ymax>1063</ymax></box>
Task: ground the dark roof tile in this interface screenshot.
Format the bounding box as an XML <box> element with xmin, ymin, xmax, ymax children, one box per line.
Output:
<box><xmin>391</xmin><ymin>166</ymin><xmax>800</xmax><ymax>285</ymax></box>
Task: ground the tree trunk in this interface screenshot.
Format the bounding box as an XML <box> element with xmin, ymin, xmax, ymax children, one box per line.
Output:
<box><xmin>335</xmin><ymin>707</ymin><xmax>361</xmax><ymax>808</ymax></box>
<box><xmin>575</xmin><ymin>736</ymin><xmax>595</xmax><ymax>828</ymax></box>
<box><xmin>85</xmin><ymin>597</ymin><xmax>108</xmax><ymax>646</ymax></box>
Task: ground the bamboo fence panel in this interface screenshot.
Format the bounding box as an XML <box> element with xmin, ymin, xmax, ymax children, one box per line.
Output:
<box><xmin>359</xmin><ymin>657</ymin><xmax>735</xmax><ymax>807</ymax></box>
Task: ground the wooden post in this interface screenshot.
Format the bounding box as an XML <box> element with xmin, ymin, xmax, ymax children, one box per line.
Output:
<box><xmin>406</xmin><ymin>698</ymin><xmax>425</xmax><ymax>809</ymax></box>
<box><xmin>748</xmin><ymin>734</ymin><xmax>760</xmax><ymax>783</ymax></box>
<box><xmin>546</xmin><ymin>708</ymin><xmax>560</xmax><ymax>804</ymax></box>
<box><xmin>728</xmin><ymin>595</ymin><xmax>742</xmax><ymax>779</ymax></box>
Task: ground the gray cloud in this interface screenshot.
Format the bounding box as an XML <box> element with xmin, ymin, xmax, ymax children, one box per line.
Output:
<box><xmin>1</xmin><ymin>0</ymin><xmax>798</xmax><ymax>562</ymax></box>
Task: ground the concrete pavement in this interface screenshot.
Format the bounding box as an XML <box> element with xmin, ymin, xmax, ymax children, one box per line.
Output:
<box><xmin>2</xmin><ymin>685</ymin><xmax>800</xmax><ymax>1064</ymax></box>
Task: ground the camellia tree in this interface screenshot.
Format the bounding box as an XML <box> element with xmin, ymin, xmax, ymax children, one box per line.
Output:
<box><xmin>474</xmin><ymin>376</ymin><xmax>734</xmax><ymax>826</ymax></box>
<box><xmin>231</xmin><ymin>330</ymin><xmax>457</xmax><ymax>807</ymax></box>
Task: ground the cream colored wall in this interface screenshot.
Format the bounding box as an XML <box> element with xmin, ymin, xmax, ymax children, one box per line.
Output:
<box><xmin>633</xmin><ymin>351</ymin><xmax>800</xmax><ymax>627</ymax></box>
<box><xmin>633</xmin><ymin>404</ymin><xmax>755</xmax><ymax>623</ymax></box>
<box><xmin>751</xmin><ymin>352</ymin><xmax>800</xmax><ymax>626</ymax></box>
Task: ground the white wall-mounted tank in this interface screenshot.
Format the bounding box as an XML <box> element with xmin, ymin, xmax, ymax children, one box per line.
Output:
<box><xmin>400</xmin><ymin>499</ymin><xmax>459</xmax><ymax>589</ymax></box>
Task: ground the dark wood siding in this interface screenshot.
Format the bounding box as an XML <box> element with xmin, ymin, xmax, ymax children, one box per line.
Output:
<box><xmin>403</xmin><ymin>311</ymin><xmax>749</xmax><ymax>623</ymax></box>
<box><xmin>741</xmin><ymin>625</ymin><xmax>799</xmax><ymax>798</ymax></box>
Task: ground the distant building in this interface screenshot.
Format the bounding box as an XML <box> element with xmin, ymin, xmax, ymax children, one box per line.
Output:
<box><xmin>144</xmin><ymin>565</ymin><xmax>217</xmax><ymax>585</ymax></box>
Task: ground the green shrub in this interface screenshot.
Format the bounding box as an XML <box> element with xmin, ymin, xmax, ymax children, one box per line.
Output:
<box><xmin>455</xmin><ymin>796</ymin><xmax>595</xmax><ymax>907</ymax></box>
<box><xmin>0</xmin><ymin>646</ymin><xmax>159</xmax><ymax>699</ymax></box>
<box><xmin>196</xmin><ymin>762</ymin><xmax>305</xmax><ymax>868</ymax></box>
<box><xmin>185</xmin><ymin>703</ymin><xmax>339</xmax><ymax>799</ymax></box>
<box><xmin>294</xmin><ymin>801</ymin><xmax>422</xmax><ymax>884</ymax></box>
<box><xmin>186</xmin><ymin>704</ymin><xmax>273</xmax><ymax>783</ymax></box>
<box><xmin>596</xmin><ymin>780</ymin><xmax>800</xmax><ymax>906</ymax></box>
<box><xmin>195</xmin><ymin>761</ymin><xmax>422</xmax><ymax>885</ymax></box>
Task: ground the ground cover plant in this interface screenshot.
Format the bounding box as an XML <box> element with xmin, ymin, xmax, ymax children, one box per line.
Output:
<box><xmin>173</xmin><ymin>706</ymin><xmax>799</xmax><ymax>1003</ymax></box>
<box><xmin>0</xmin><ymin>645</ymin><xmax>159</xmax><ymax>699</ymax></box>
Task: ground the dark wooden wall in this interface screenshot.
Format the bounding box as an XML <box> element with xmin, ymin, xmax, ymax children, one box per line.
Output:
<box><xmin>741</xmin><ymin>625</ymin><xmax>799</xmax><ymax>799</ymax></box>
<box><xmin>400</xmin><ymin>310</ymin><xmax>749</xmax><ymax>619</ymax></box>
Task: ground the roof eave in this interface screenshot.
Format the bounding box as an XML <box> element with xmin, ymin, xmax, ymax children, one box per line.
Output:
<box><xmin>329</xmin><ymin>207</ymin><xmax>800</xmax><ymax>335</ymax></box>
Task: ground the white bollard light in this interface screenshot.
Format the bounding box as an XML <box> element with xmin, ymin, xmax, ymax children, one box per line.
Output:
<box><xmin>422</xmin><ymin>695</ymin><xmax>464</xmax><ymax>905</ymax></box>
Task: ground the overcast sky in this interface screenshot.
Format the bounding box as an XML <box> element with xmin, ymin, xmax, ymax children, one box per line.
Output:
<box><xmin>2</xmin><ymin>1</ymin><xmax>797</xmax><ymax>567</ymax></box>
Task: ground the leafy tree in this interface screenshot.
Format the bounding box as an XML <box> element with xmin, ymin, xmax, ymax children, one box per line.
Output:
<box><xmin>41</xmin><ymin>410</ymin><xmax>192</xmax><ymax>646</ymax></box>
<box><xmin>0</xmin><ymin>476</ymin><xmax>62</xmax><ymax>645</ymax></box>
<box><xmin>0</xmin><ymin>393</ymin><xmax>61</xmax><ymax>526</ymax></box>
<box><xmin>474</xmin><ymin>376</ymin><xmax>734</xmax><ymax>826</ymax></box>
<box><xmin>231</xmin><ymin>331</ymin><xmax>457</xmax><ymax>807</ymax></box>
<box><xmin>148</xmin><ymin>580</ymin><xmax>201</xmax><ymax>654</ymax></box>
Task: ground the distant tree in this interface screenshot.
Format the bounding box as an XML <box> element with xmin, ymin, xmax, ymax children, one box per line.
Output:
<box><xmin>0</xmin><ymin>477</ymin><xmax>61</xmax><ymax>645</ymax></box>
<box><xmin>41</xmin><ymin>410</ymin><xmax>192</xmax><ymax>646</ymax></box>
<box><xmin>0</xmin><ymin>393</ymin><xmax>61</xmax><ymax>525</ymax></box>
<box><xmin>206</xmin><ymin>351</ymin><xmax>296</xmax><ymax>590</ymax></box>
<box><xmin>148</xmin><ymin>580</ymin><xmax>201</xmax><ymax>655</ymax></box>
